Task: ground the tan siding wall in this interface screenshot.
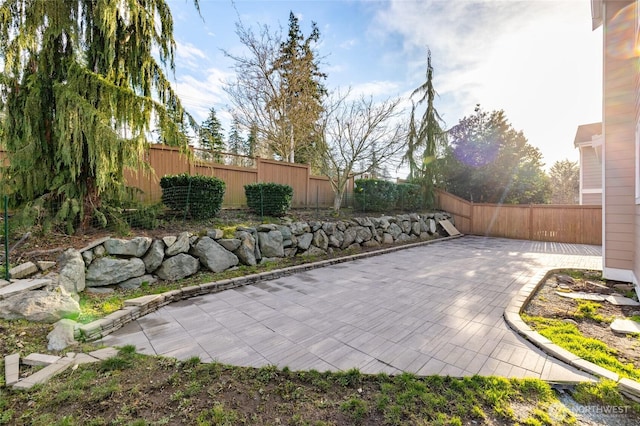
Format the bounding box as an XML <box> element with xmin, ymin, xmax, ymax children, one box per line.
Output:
<box><xmin>603</xmin><ymin>0</ymin><xmax>637</xmax><ymax>272</ymax></box>
<box><xmin>582</xmin><ymin>193</ymin><xmax>602</xmax><ymax>205</ymax></box>
<box><xmin>636</xmin><ymin>204</ymin><xmax>640</xmax><ymax>282</ymax></box>
<box><xmin>581</xmin><ymin>147</ymin><xmax>602</xmax><ymax>189</ymax></box>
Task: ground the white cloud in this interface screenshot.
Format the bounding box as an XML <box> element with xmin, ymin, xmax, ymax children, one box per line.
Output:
<box><xmin>174</xmin><ymin>67</ymin><xmax>235</xmax><ymax>124</ymax></box>
<box><xmin>175</xmin><ymin>40</ymin><xmax>208</xmax><ymax>70</ymax></box>
<box><xmin>348</xmin><ymin>80</ymin><xmax>402</xmax><ymax>99</ymax></box>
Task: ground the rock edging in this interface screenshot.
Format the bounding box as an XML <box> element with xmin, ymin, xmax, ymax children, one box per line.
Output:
<box><xmin>504</xmin><ymin>268</ymin><xmax>640</xmax><ymax>400</ymax></box>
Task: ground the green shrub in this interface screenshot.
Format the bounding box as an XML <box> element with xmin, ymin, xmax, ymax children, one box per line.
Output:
<box><xmin>160</xmin><ymin>174</ymin><xmax>225</xmax><ymax>220</ymax></box>
<box><xmin>244</xmin><ymin>182</ymin><xmax>293</xmax><ymax>216</ymax></box>
<box><xmin>396</xmin><ymin>183</ymin><xmax>424</xmax><ymax>211</ymax></box>
<box><xmin>354</xmin><ymin>179</ymin><xmax>398</xmax><ymax>212</ymax></box>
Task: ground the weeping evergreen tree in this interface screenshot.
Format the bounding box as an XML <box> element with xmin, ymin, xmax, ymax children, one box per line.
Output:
<box><xmin>0</xmin><ymin>0</ymin><xmax>197</xmax><ymax>232</ymax></box>
<box><xmin>404</xmin><ymin>49</ymin><xmax>448</xmax><ymax>208</ymax></box>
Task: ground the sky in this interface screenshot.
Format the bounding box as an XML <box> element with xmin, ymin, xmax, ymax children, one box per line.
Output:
<box><xmin>165</xmin><ymin>0</ymin><xmax>603</xmax><ymax>175</ymax></box>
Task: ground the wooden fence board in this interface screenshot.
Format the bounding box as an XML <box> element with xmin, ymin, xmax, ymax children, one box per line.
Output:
<box><xmin>435</xmin><ymin>189</ymin><xmax>602</xmax><ymax>245</ymax></box>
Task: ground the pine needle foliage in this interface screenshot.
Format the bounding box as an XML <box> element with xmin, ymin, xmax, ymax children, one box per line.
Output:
<box><xmin>0</xmin><ymin>0</ymin><xmax>198</xmax><ymax>233</ymax></box>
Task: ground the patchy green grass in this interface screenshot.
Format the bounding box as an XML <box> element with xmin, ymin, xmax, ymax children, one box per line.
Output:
<box><xmin>0</xmin><ymin>355</ymin><xmax>588</xmax><ymax>425</ymax></box>
<box><xmin>523</xmin><ymin>315</ymin><xmax>640</xmax><ymax>381</ymax></box>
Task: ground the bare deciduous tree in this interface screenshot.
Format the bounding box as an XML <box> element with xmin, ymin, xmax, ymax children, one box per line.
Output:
<box><xmin>318</xmin><ymin>93</ymin><xmax>407</xmax><ymax>211</ymax></box>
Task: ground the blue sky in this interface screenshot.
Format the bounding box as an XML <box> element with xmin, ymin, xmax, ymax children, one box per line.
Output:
<box><xmin>166</xmin><ymin>0</ymin><xmax>602</xmax><ymax>174</ymax></box>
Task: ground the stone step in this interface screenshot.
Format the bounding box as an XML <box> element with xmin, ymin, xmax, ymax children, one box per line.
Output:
<box><xmin>4</xmin><ymin>353</ymin><xmax>20</xmax><ymax>386</ymax></box>
<box><xmin>9</xmin><ymin>262</ymin><xmax>38</xmax><ymax>279</ymax></box>
<box><xmin>605</xmin><ymin>295</ymin><xmax>640</xmax><ymax>306</ymax></box>
<box><xmin>611</xmin><ymin>319</ymin><xmax>640</xmax><ymax>335</ymax></box>
<box><xmin>12</xmin><ymin>357</ymin><xmax>74</xmax><ymax>390</ymax></box>
<box><xmin>0</xmin><ymin>278</ymin><xmax>51</xmax><ymax>300</ymax></box>
<box><xmin>22</xmin><ymin>353</ymin><xmax>61</xmax><ymax>366</ymax></box>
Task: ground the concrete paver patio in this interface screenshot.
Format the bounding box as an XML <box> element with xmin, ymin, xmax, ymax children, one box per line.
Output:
<box><xmin>101</xmin><ymin>236</ymin><xmax>602</xmax><ymax>382</ymax></box>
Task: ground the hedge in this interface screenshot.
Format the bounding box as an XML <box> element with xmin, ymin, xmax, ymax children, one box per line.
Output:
<box><xmin>160</xmin><ymin>174</ymin><xmax>225</xmax><ymax>219</ymax></box>
<box><xmin>354</xmin><ymin>179</ymin><xmax>398</xmax><ymax>212</ymax></box>
<box><xmin>244</xmin><ymin>182</ymin><xmax>293</xmax><ymax>216</ymax></box>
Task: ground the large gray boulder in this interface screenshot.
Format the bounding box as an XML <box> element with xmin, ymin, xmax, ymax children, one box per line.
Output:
<box><xmin>313</xmin><ymin>229</ymin><xmax>329</xmax><ymax>251</ymax></box>
<box><xmin>104</xmin><ymin>237</ymin><xmax>152</xmax><ymax>257</ymax></box>
<box><xmin>155</xmin><ymin>253</ymin><xmax>200</xmax><ymax>281</ymax></box>
<box><xmin>165</xmin><ymin>232</ymin><xmax>191</xmax><ymax>256</ymax></box>
<box><xmin>143</xmin><ymin>239</ymin><xmax>165</xmax><ymax>273</ymax></box>
<box><xmin>290</xmin><ymin>222</ymin><xmax>310</xmax><ymax>235</ymax></box>
<box><xmin>258</xmin><ymin>230</ymin><xmax>284</xmax><ymax>258</ymax></box>
<box><xmin>0</xmin><ymin>287</ymin><xmax>80</xmax><ymax>323</ymax></box>
<box><xmin>427</xmin><ymin>219</ymin><xmax>437</xmax><ymax>234</ymax></box>
<box><xmin>297</xmin><ymin>233</ymin><xmax>313</xmax><ymax>251</ymax></box>
<box><xmin>355</xmin><ymin>226</ymin><xmax>373</xmax><ymax>244</ymax></box>
<box><xmin>57</xmin><ymin>249</ymin><xmax>86</xmax><ymax>293</ymax></box>
<box><xmin>411</xmin><ymin>221</ymin><xmax>421</xmax><ymax>236</ymax></box>
<box><xmin>86</xmin><ymin>257</ymin><xmax>146</xmax><ymax>287</ymax></box>
<box><xmin>47</xmin><ymin>319</ymin><xmax>78</xmax><ymax>351</ymax></box>
<box><xmin>234</xmin><ymin>231</ymin><xmax>257</xmax><ymax>266</ymax></box>
<box><xmin>341</xmin><ymin>227</ymin><xmax>357</xmax><ymax>249</ymax></box>
<box><xmin>191</xmin><ymin>237</ymin><xmax>239</xmax><ymax>273</ymax></box>
<box><xmin>387</xmin><ymin>223</ymin><xmax>403</xmax><ymax>239</ymax></box>
<box><xmin>218</xmin><ymin>238</ymin><xmax>241</xmax><ymax>252</ymax></box>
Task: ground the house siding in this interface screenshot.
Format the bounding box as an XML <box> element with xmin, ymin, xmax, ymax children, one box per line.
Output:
<box><xmin>635</xmin><ymin>0</ymin><xmax>640</xmax><ymax>286</ymax></box>
<box><xmin>580</xmin><ymin>146</ymin><xmax>602</xmax><ymax>204</ymax></box>
<box><xmin>603</xmin><ymin>0</ymin><xmax>636</xmax><ymax>276</ymax></box>
<box><xmin>582</xmin><ymin>193</ymin><xmax>602</xmax><ymax>205</ymax></box>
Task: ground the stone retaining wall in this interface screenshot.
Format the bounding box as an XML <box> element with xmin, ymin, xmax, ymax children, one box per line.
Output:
<box><xmin>80</xmin><ymin>212</ymin><xmax>454</xmax><ymax>291</ymax></box>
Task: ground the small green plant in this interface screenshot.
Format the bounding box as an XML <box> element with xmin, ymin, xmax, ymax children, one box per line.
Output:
<box><xmin>196</xmin><ymin>402</ymin><xmax>239</xmax><ymax>426</ymax></box>
<box><xmin>574</xmin><ymin>300</ymin><xmax>611</xmax><ymax>323</ymax></box>
<box><xmin>340</xmin><ymin>396</ymin><xmax>368</xmax><ymax>423</ymax></box>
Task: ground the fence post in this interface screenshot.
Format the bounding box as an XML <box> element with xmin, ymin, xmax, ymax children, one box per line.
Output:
<box><xmin>529</xmin><ymin>204</ymin><xmax>534</xmax><ymax>241</ymax></box>
<box><xmin>4</xmin><ymin>195</ymin><xmax>8</xmax><ymax>280</ymax></box>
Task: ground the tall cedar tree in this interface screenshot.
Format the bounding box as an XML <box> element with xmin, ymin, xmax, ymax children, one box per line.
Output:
<box><xmin>404</xmin><ymin>49</ymin><xmax>448</xmax><ymax>207</ymax></box>
<box><xmin>0</xmin><ymin>0</ymin><xmax>196</xmax><ymax>231</ymax></box>
<box><xmin>443</xmin><ymin>107</ymin><xmax>550</xmax><ymax>204</ymax></box>
<box><xmin>199</xmin><ymin>107</ymin><xmax>226</xmax><ymax>161</ymax></box>
<box><xmin>271</xmin><ymin>11</ymin><xmax>327</xmax><ymax>164</ymax></box>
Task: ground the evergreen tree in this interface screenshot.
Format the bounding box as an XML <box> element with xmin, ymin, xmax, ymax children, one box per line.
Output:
<box><xmin>227</xmin><ymin>119</ymin><xmax>244</xmax><ymax>165</ymax></box>
<box><xmin>245</xmin><ymin>124</ymin><xmax>258</xmax><ymax>158</ymax></box>
<box><xmin>199</xmin><ymin>107</ymin><xmax>225</xmax><ymax>161</ymax></box>
<box><xmin>404</xmin><ymin>49</ymin><xmax>448</xmax><ymax>207</ymax></box>
<box><xmin>272</xmin><ymin>11</ymin><xmax>327</xmax><ymax>165</ymax></box>
<box><xmin>0</xmin><ymin>0</ymin><xmax>197</xmax><ymax>231</ymax></box>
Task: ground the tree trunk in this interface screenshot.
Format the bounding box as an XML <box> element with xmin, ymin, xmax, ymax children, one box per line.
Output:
<box><xmin>333</xmin><ymin>188</ymin><xmax>343</xmax><ymax>211</ymax></box>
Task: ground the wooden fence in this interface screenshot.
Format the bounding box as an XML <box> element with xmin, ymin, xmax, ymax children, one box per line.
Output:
<box><xmin>123</xmin><ymin>145</ymin><xmax>346</xmax><ymax>208</ymax></box>
<box><xmin>435</xmin><ymin>189</ymin><xmax>602</xmax><ymax>245</ymax></box>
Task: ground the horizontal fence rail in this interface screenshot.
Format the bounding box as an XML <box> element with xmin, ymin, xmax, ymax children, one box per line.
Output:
<box><xmin>435</xmin><ymin>189</ymin><xmax>602</xmax><ymax>245</ymax></box>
